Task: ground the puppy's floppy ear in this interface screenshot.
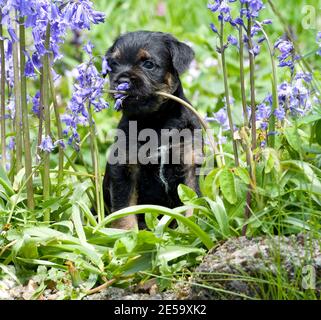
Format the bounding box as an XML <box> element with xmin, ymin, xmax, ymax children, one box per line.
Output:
<box><xmin>166</xmin><ymin>35</ymin><xmax>194</xmax><ymax>75</ymax></box>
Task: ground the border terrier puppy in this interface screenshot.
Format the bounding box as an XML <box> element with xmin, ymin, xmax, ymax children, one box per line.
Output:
<box><xmin>103</xmin><ymin>31</ymin><xmax>203</xmax><ymax>229</ymax></box>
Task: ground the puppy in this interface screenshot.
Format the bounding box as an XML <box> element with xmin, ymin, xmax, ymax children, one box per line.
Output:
<box><xmin>103</xmin><ymin>31</ymin><xmax>203</xmax><ymax>229</ymax></box>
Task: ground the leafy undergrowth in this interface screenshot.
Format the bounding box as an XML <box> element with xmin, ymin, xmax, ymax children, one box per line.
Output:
<box><xmin>1</xmin><ymin>113</ymin><xmax>321</xmax><ymax>299</ymax></box>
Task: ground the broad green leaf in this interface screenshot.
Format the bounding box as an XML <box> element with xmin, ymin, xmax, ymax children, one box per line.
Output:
<box><xmin>178</xmin><ymin>184</ymin><xmax>198</xmax><ymax>204</ymax></box>
<box><xmin>284</xmin><ymin>127</ymin><xmax>302</xmax><ymax>152</ymax></box>
<box><xmin>202</xmin><ymin>167</ymin><xmax>221</xmax><ymax>198</ymax></box>
<box><xmin>234</xmin><ymin>167</ymin><xmax>251</xmax><ymax>185</ymax></box>
<box><xmin>262</xmin><ymin>148</ymin><xmax>280</xmax><ymax>174</ymax></box>
<box><xmin>121</xmin><ymin>254</ymin><xmax>153</xmax><ymax>275</ymax></box>
<box><xmin>219</xmin><ymin>168</ymin><xmax>237</xmax><ymax>204</ymax></box>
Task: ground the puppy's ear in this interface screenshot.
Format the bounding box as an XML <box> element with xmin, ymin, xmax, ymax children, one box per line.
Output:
<box><xmin>166</xmin><ymin>35</ymin><xmax>194</xmax><ymax>75</ymax></box>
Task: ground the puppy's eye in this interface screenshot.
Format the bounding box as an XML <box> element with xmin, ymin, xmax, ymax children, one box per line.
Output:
<box><xmin>109</xmin><ymin>60</ymin><xmax>120</xmax><ymax>68</ymax></box>
<box><xmin>142</xmin><ymin>60</ymin><xmax>155</xmax><ymax>69</ymax></box>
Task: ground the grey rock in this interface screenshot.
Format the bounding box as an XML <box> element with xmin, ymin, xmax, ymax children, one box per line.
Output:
<box><xmin>189</xmin><ymin>234</ymin><xmax>321</xmax><ymax>300</ymax></box>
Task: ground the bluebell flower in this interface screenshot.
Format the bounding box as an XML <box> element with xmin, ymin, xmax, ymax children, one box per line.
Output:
<box><xmin>62</xmin><ymin>0</ymin><xmax>105</xmax><ymax>30</ymax></box>
<box><xmin>8</xmin><ymin>137</ymin><xmax>15</xmax><ymax>150</ymax></box>
<box><xmin>39</xmin><ymin>136</ymin><xmax>55</xmax><ymax>153</ymax></box>
<box><xmin>275</xmin><ymin>38</ymin><xmax>295</xmax><ymax>71</ymax></box>
<box><xmin>274</xmin><ymin>107</ymin><xmax>285</xmax><ymax>121</ymax></box>
<box><xmin>32</xmin><ymin>91</ymin><xmax>41</xmax><ymax>116</ymax></box>
<box><xmin>210</xmin><ymin>23</ymin><xmax>218</xmax><ymax>34</ymax></box>
<box><xmin>63</xmin><ymin>48</ymin><xmax>109</xmax><ymax>148</ymax></box>
<box><xmin>113</xmin><ymin>82</ymin><xmax>130</xmax><ymax>111</ymax></box>
<box><xmin>228</xmin><ymin>35</ymin><xmax>238</xmax><ymax>46</ymax></box>
<box><xmin>102</xmin><ymin>57</ymin><xmax>112</xmax><ymax>76</ymax></box>
<box><xmin>256</xmin><ymin>102</ymin><xmax>271</xmax><ymax>120</ymax></box>
<box><xmin>83</xmin><ymin>41</ymin><xmax>94</xmax><ymax>56</ymax></box>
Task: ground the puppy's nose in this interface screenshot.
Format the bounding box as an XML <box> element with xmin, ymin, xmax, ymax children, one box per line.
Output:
<box><xmin>117</xmin><ymin>76</ymin><xmax>131</xmax><ymax>85</ymax></box>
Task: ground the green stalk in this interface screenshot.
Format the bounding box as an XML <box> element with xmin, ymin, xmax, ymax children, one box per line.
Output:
<box><xmin>36</xmin><ymin>69</ymin><xmax>44</xmax><ymax>167</ymax></box>
<box><xmin>87</xmin><ymin>104</ymin><xmax>104</xmax><ymax>223</ymax></box>
<box><xmin>239</xmin><ymin>18</ymin><xmax>249</xmax><ymax>128</ymax></box>
<box><xmin>255</xmin><ymin>21</ymin><xmax>279</xmax><ymax>148</ymax></box>
<box><xmin>0</xmin><ymin>17</ymin><xmax>6</xmax><ymax>168</ymax></box>
<box><xmin>246</xmin><ymin>16</ymin><xmax>257</xmax><ymax>152</ymax></box>
<box><xmin>48</xmin><ymin>59</ymin><xmax>64</xmax><ymax>197</ymax></box>
<box><xmin>219</xmin><ymin>20</ymin><xmax>239</xmax><ymax>167</ymax></box>
<box><xmin>12</xmin><ymin>12</ymin><xmax>22</xmax><ymax>172</ymax></box>
<box><xmin>19</xmin><ymin>18</ymin><xmax>35</xmax><ymax>209</ymax></box>
<box><xmin>238</xmin><ymin>23</ymin><xmax>254</xmax><ymax>235</ymax></box>
<box><xmin>42</xmin><ymin>24</ymin><xmax>51</xmax><ymax>222</ymax></box>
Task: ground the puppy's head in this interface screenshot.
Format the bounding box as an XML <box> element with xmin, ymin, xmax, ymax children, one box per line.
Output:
<box><xmin>104</xmin><ymin>31</ymin><xmax>194</xmax><ymax>115</ymax></box>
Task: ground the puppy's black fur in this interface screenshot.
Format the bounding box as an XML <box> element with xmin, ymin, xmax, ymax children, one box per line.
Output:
<box><xmin>103</xmin><ymin>31</ymin><xmax>202</xmax><ymax>229</ymax></box>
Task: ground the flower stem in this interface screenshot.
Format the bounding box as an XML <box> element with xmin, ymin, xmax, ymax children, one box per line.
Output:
<box><xmin>219</xmin><ymin>20</ymin><xmax>239</xmax><ymax>167</ymax></box>
<box><xmin>37</xmin><ymin>69</ymin><xmax>44</xmax><ymax>167</ymax></box>
<box><xmin>0</xmin><ymin>17</ymin><xmax>6</xmax><ymax>168</ymax></box>
<box><xmin>239</xmin><ymin>25</ymin><xmax>249</xmax><ymax>128</ymax></box>
<box><xmin>255</xmin><ymin>21</ymin><xmax>279</xmax><ymax>148</ymax></box>
<box><xmin>42</xmin><ymin>24</ymin><xmax>51</xmax><ymax>222</ymax></box>
<box><xmin>12</xmin><ymin>12</ymin><xmax>22</xmax><ymax>172</ymax></box>
<box><xmin>87</xmin><ymin>104</ymin><xmax>104</xmax><ymax>223</ymax></box>
<box><xmin>246</xmin><ymin>17</ymin><xmax>257</xmax><ymax>152</ymax></box>
<box><xmin>48</xmin><ymin>58</ymin><xmax>64</xmax><ymax>197</ymax></box>
<box><xmin>19</xmin><ymin>18</ymin><xmax>35</xmax><ymax>209</ymax></box>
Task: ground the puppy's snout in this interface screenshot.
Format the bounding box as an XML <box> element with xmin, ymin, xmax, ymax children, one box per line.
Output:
<box><xmin>116</xmin><ymin>72</ymin><xmax>137</xmax><ymax>87</ymax></box>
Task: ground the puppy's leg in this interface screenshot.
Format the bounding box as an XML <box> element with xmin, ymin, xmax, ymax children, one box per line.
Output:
<box><xmin>104</xmin><ymin>164</ymin><xmax>138</xmax><ymax>230</ymax></box>
<box><xmin>183</xmin><ymin>140</ymin><xmax>203</xmax><ymax>217</ymax></box>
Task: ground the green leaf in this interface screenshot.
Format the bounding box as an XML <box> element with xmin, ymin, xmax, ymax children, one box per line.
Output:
<box><xmin>284</xmin><ymin>127</ymin><xmax>302</xmax><ymax>152</ymax></box>
<box><xmin>94</xmin><ymin>205</ymin><xmax>214</xmax><ymax>250</ymax></box>
<box><xmin>76</xmin><ymin>200</ymin><xmax>97</xmax><ymax>226</ymax></box>
<box><xmin>205</xmin><ymin>197</ymin><xmax>230</xmax><ymax>237</ymax></box>
<box><xmin>262</xmin><ymin>148</ymin><xmax>280</xmax><ymax>174</ymax></box>
<box><xmin>72</xmin><ymin>204</ymin><xmax>87</xmax><ymax>246</ymax></box>
<box><xmin>202</xmin><ymin>167</ymin><xmax>221</xmax><ymax>198</ymax></box>
<box><xmin>234</xmin><ymin>167</ymin><xmax>251</xmax><ymax>185</ymax></box>
<box><xmin>219</xmin><ymin>168</ymin><xmax>237</xmax><ymax>204</ymax></box>
<box><xmin>315</xmin><ymin>120</ymin><xmax>321</xmax><ymax>146</ymax></box>
<box><xmin>157</xmin><ymin>246</ymin><xmax>204</xmax><ymax>263</ymax></box>
<box><xmin>178</xmin><ymin>184</ymin><xmax>198</xmax><ymax>204</ymax></box>
<box><xmin>0</xmin><ymin>165</ymin><xmax>14</xmax><ymax>197</ymax></box>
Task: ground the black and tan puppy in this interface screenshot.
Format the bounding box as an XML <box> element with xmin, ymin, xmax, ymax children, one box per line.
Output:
<box><xmin>103</xmin><ymin>31</ymin><xmax>203</xmax><ymax>229</ymax></box>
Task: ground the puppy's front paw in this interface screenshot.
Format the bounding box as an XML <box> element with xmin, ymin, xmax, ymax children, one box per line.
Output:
<box><xmin>111</xmin><ymin>215</ymin><xmax>138</xmax><ymax>230</ymax></box>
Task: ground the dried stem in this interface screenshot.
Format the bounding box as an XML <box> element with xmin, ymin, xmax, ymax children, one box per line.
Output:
<box><xmin>86</xmin><ymin>278</ymin><xmax>117</xmax><ymax>295</ymax></box>
<box><xmin>107</xmin><ymin>89</ymin><xmax>223</xmax><ymax>167</ymax></box>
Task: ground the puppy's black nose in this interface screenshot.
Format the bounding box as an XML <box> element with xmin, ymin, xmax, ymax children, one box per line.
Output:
<box><xmin>117</xmin><ymin>76</ymin><xmax>131</xmax><ymax>85</ymax></box>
